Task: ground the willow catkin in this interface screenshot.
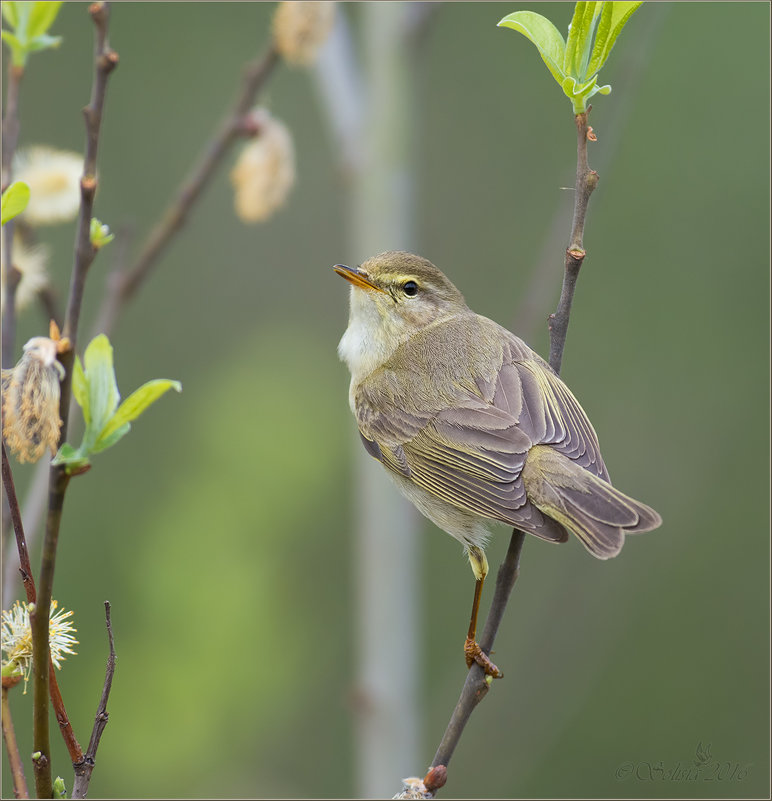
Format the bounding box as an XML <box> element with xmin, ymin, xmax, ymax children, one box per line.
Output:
<box><xmin>13</xmin><ymin>146</ymin><xmax>83</xmax><ymax>226</ymax></box>
<box><xmin>0</xmin><ymin>229</ymin><xmax>50</xmax><ymax>314</ymax></box>
<box><xmin>272</xmin><ymin>1</ymin><xmax>336</xmax><ymax>67</ymax></box>
<box><xmin>2</xmin><ymin>337</ymin><xmax>64</xmax><ymax>463</ymax></box>
<box><xmin>230</xmin><ymin>109</ymin><xmax>295</xmax><ymax>223</ymax></box>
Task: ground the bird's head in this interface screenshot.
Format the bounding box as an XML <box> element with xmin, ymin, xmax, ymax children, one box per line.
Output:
<box><xmin>334</xmin><ymin>251</ymin><xmax>468</xmax><ymax>340</ymax></box>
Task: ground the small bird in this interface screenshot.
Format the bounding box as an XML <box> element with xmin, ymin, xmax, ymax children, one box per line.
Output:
<box><xmin>335</xmin><ymin>251</ymin><xmax>662</xmax><ymax>676</ymax></box>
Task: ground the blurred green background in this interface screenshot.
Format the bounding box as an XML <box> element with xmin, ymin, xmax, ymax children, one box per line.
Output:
<box><xmin>2</xmin><ymin>2</ymin><xmax>769</xmax><ymax>798</ymax></box>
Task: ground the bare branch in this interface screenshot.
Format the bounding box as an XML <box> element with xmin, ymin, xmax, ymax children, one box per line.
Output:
<box><xmin>93</xmin><ymin>44</ymin><xmax>281</xmax><ymax>337</ymax></box>
<box><xmin>1</xmin><ymin>685</ymin><xmax>29</xmax><ymax>798</ymax></box>
<box><xmin>31</xmin><ymin>4</ymin><xmax>118</xmax><ymax>796</ymax></box>
<box><xmin>548</xmin><ymin>111</ymin><xmax>598</xmax><ymax>375</ymax></box>
<box><xmin>422</xmin><ymin>108</ymin><xmax>598</xmax><ymax>795</ymax></box>
<box><xmin>2</xmin><ymin>61</ymin><xmax>25</xmax><ymax>369</ymax></box>
<box><xmin>2</xmin><ymin>445</ymin><xmax>85</xmax><ymax>768</ymax></box>
<box><xmin>72</xmin><ymin>602</ymin><xmax>117</xmax><ymax>799</ymax></box>
<box><xmin>429</xmin><ymin>531</ymin><xmax>525</xmax><ymax>775</ymax></box>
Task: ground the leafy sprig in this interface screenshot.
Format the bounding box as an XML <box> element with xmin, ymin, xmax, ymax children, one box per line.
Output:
<box><xmin>498</xmin><ymin>1</ymin><xmax>641</xmax><ymax>113</ymax></box>
<box><xmin>1</xmin><ymin>1</ymin><xmax>63</xmax><ymax>68</ymax></box>
<box><xmin>53</xmin><ymin>334</ymin><xmax>181</xmax><ymax>473</ymax></box>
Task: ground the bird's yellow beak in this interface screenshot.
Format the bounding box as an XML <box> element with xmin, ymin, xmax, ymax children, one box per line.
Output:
<box><xmin>333</xmin><ymin>264</ymin><xmax>386</xmax><ymax>293</ymax></box>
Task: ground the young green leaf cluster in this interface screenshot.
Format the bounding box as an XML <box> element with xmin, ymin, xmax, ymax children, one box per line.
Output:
<box><xmin>89</xmin><ymin>217</ymin><xmax>115</xmax><ymax>249</ymax></box>
<box><xmin>52</xmin><ymin>335</ymin><xmax>181</xmax><ymax>473</ymax></box>
<box><xmin>498</xmin><ymin>1</ymin><xmax>641</xmax><ymax>114</ymax></box>
<box><xmin>1</xmin><ymin>1</ymin><xmax>63</xmax><ymax>68</ymax></box>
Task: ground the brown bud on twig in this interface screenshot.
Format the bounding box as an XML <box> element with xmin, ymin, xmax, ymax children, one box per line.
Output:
<box><xmin>423</xmin><ymin>765</ymin><xmax>447</xmax><ymax>792</ymax></box>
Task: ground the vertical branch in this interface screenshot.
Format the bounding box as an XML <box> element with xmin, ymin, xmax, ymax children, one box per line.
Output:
<box><xmin>1</xmin><ymin>64</ymin><xmax>23</xmax><ymax>183</ymax></box>
<box><xmin>71</xmin><ymin>602</ymin><xmax>116</xmax><ymax>799</ymax></box>
<box><xmin>3</xmin><ymin>448</ymin><xmax>86</xmax><ymax>769</ymax></box>
<box><xmin>2</xmin><ymin>444</ymin><xmax>35</xmax><ymax>601</ymax></box>
<box><xmin>2</xmin><ymin>685</ymin><xmax>29</xmax><ymax>799</ymax></box>
<box><xmin>30</xmin><ymin>5</ymin><xmax>117</xmax><ymax>796</ymax></box>
<box><xmin>30</xmin><ymin>467</ymin><xmax>68</xmax><ymax>798</ymax></box>
<box><xmin>548</xmin><ymin>112</ymin><xmax>598</xmax><ymax>375</ymax></box>
<box><xmin>58</xmin><ymin>1</ymin><xmax>119</xmax><ymax>429</ymax></box>
<box><xmin>416</xmin><ymin>111</ymin><xmax>598</xmax><ymax>798</ymax></box>
<box><xmin>2</xmin><ymin>62</ymin><xmax>25</xmax><ymax>369</ymax></box>
<box><xmin>430</xmin><ymin>531</ymin><xmax>525</xmax><ymax>771</ymax></box>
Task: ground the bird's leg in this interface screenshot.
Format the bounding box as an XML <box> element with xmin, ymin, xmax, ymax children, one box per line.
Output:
<box><xmin>463</xmin><ymin>546</ymin><xmax>503</xmax><ymax>678</ymax></box>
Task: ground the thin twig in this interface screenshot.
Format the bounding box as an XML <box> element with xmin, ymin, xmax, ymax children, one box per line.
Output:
<box><xmin>1</xmin><ymin>261</ymin><xmax>21</xmax><ymax>369</ymax></box>
<box><xmin>2</xmin><ymin>62</ymin><xmax>24</xmax><ymax>369</ymax></box>
<box><xmin>31</xmin><ymin>4</ymin><xmax>117</xmax><ymax>796</ymax></box>
<box><xmin>422</xmin><ymin>111</ymin><xmax>597</xmax><ymax>797</ymax></box>
<box><xmin>512</xmin><ymin>4</ymin><xmax>670</xmax><ymax>342</ymax></box>
<box><xmin>2</xmin><ymin>685</ymin><xmax>30</xmax><ymax>799</ymax></box>
<box><xmin>57</xmin><ymin>0</ymin><xmax>119</xmax><ymax>411</ymax></box>
<box><xmin>548</xmin><ymin>111</ymin><xmax>597</xmax><ymax>375</ymax></box>
<box><xmin>430</xmin><ymin>531</ymin><xmax>526</xmax><ymax>771</ymax></box>
<box><xmin>93</xmin><ymin>43</ymin><xmax>281</xmax><ymax>338</ymax></box>
<box><xmin>1</xmin><ymin>63</ymin><xmax>23</xmax><ymax>187</ymax></box>
<box><xmin>2</xmin><ymin>443</ymin><xmax>35</xmax><ymax>601</ymax></box>
<box><xmin>2</xmin><ymin>445</ymin><xmax>84</xmax><ymax>767</ymax></box>
<box><xmin>72</xmin><ymin>601</ymin><xmax>116</xmax><ymax>799</ymax></box>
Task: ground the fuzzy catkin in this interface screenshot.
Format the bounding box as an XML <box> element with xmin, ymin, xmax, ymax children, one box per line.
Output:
<box><xmin>13</xmin><ymin>146</ymin><xmax>82</xmax><ymax>226</ymax></box>
<box><xmin>230</xmin><ymin>110</ymin><xmax>295</xmax><ymax>223</ymax></box>
<box><xmin>273</xmin><ymin>1</ymin><xmax>336</xmax><ymax>66</ymax></box>
<box><xmin>2</xmin><ymin>338</ymin><xmax>64</xmax><ymax>463</ymax></box>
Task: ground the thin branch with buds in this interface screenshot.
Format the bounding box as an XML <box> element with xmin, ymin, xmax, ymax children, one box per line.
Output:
<box><xmin>414</xmin><ymin>110</ymin><xmax>599</xmax><ymax>798</ymax></box>
<box><xmin>29</xmin><ymin>4</ymin><xmax>117</xmax><ymax>797</ymax></box>
<box><xmin>3</xmin><ymin>444</ymin><xmax>84</xmax><ymax>783</ymax></box>
<box><xmin>1</xmin><ymin>685</ymin><xmax>29</xmax><ymax>798</ymax></box>
<box><xmin>93</xmin><ymin>43</ymin><xmax>281</xmax><ymax>337</ymax></box>
<box><xmin>72</xmin><ymin>602</ymin><xmax>117</xmax><ymax>799</ymax></box>
<box><xmin>548</xmin><ymin>111</ymin><xmax>598</xmax><ymax>375</ymax></box>
<box><xmin>1</xmin><ymin>54</ymin><xmax>25</xmax><ymax>370</ymax></box>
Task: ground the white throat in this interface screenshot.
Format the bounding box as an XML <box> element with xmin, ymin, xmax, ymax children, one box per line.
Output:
<box><xmin>337</xmin><ymin>287</ymin><xmax>409</xmax><ymax>408</ymax></box>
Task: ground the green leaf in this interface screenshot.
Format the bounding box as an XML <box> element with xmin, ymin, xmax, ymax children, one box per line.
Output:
<box><xmin>564</xmin><ymin>2</ymin><xmax>595</xmax><ymax>78</ymax></box>
<box><xmin>561</xmin><ymin>74</ymin><xmax>601</xmax><ymax>114</ymax></box>
<box><xmin>27</xmin><ymin>1</ymin><xmax>62</xmax><ymax>38</ymax></box>
<box><xmin>51</xmin><ymin>443</ymin><xmax>90</xmax><ymax>472</ymax></box>
<box><xmin>82</xmin><ymin>334</ymin><xmax>120</xmax><ymax>449</ymax></box>
<box><xmin>91</xmin><ymin>422</ymin><xmax>130</xmax><ymax>454</ymax></box>
<box><xmin>97</xmin><ymin>379</ymin><xmax>182</xmax><ymax>446</ymax></box>
<box><xmin>0</xmin><ymin>29</ymin><xmax>26</xmax><ymax>66</ymax></box>
<box><xmin>0</xmin><ymin>29</ymin><xmax>21</xmax><ymax>47</ymax></box>
<box><xmin>71</xmin><ymin>355</ymin><xmax>90</xmax><ymax>426</ymax></box>
<box><xmin>24</xmin><ymin>32</ymin><xmax>61</xmax><ymax>52</ymax></box>
<box><xmin>53</xmin><ymin>776</ymin><xmax>67</xmax><ymax>799</ymax></box>
<box><xmin>586</xmin><ymin>1</ymin><xmax>641</xmax><ymax>78</ymax></box>
<box><xmin>1</xmin><ymin>181</ymin><xmax>30</xmax><ymax>224</ymax></box>
<box><xmin>498</xmin><ymin>10</ymin><xmax>566</xmax><ymax>86</ymax></box>
<box><xmin>90</xmin><ymin>217</ymin><xmax>115</xmax><ymax>249</ymax></box>
<box><xmin>1</xmin><ymin>3</ymin><xmax>19</xmax><ymax>29</ymax></box>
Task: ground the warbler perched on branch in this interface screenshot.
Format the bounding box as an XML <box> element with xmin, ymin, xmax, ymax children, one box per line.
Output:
<box><xmin>335</xmin><ymin>251</ymin><xmax>661</xmax><ymax>676</ymax></box>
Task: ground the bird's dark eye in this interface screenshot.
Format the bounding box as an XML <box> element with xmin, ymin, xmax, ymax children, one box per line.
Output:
<box><xmin>403</xmin><ymin>280</ymin><xmax>419</xmax><ymax>297</ymax></box>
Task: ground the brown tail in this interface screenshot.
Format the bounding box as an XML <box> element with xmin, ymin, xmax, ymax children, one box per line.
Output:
<box><xmin>521</xmin><ymin>445</ymin><xmax>662</xmax><ymax>559</ymax></box>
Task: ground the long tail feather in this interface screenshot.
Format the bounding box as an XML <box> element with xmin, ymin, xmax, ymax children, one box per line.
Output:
<box><xmin>521</xmin><ymin>445</ymin><xmax>662</xmax><ymax>559</ymax></box>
